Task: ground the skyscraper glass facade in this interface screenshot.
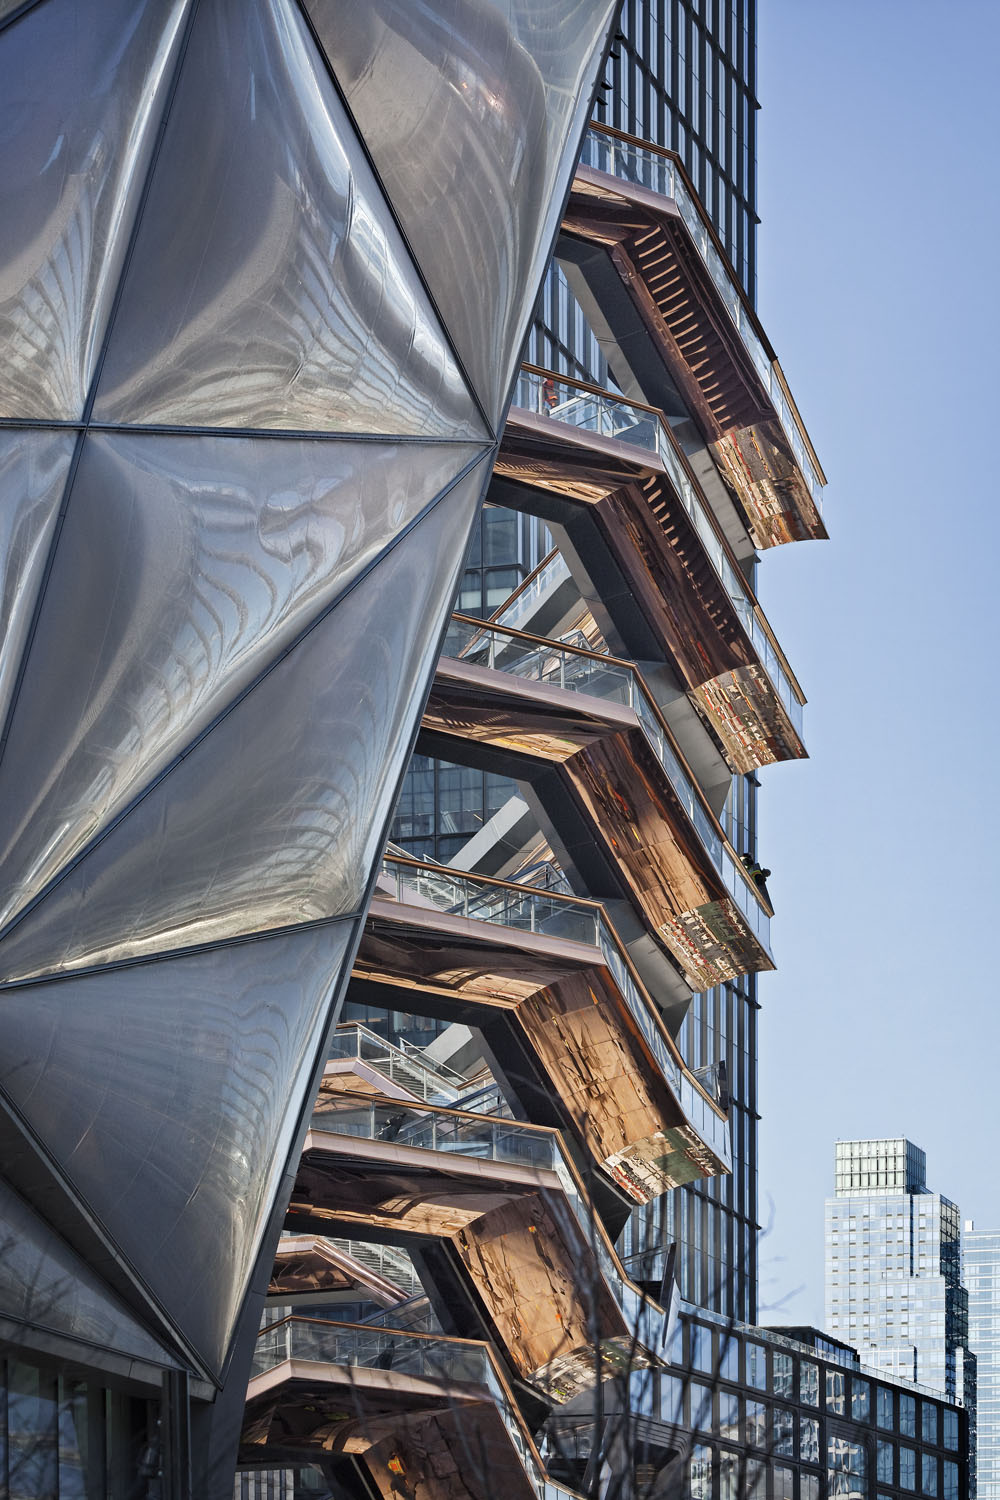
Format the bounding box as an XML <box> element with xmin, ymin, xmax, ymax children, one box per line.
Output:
<box><xmin>966</xmin><ymin>1226</ymin><xmax>1000</xmax><ymax>1499</ymax></box>
<box><xmin>825</xmin><ymin>1141</ymin><xmax>974</xmax><ymax>1411</ymax></box>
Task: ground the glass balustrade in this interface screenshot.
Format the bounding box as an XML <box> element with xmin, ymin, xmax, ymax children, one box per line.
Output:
<box><xmin>441</xmin><ymin>617</ymin><xmax>772</xmax><ymax>956</ymax></box>
<box><xmin>510</xmin><ymin>368</ymin><xmax>803</xmax><ymax>736</ymax></box>
<box><xmin>310</xmin><ymin>1093</ymin><xmax>560</xmax><ymax>1173</ymax></box>
<box><xmin>492</xmin><ymin>551</ymin><xmax>572</xmax><ymax>634</ymax></box>
<box><xmin>327</xmin><ymin>1022</ymin><xmax>461</xmax><ymax>1103</ymax></box>
<box><xmin>577</xmin><ymin>127</ymin><xmax>823</xmax><ymax>513</ymax></box>
<box><xmin>379</xmin><ymin>857</ymin><xmax>732</xmax><ymax>1172</ymax></box>
<box><xmin>252</xmin><ymin>1318</ymin><xmax>582</xmax><ymax>1500</ymax></box>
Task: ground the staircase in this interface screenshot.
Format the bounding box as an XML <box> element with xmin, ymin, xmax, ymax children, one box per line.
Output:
<box><xmin>324</xmin><ymin>1237</ymin><xmax>422</xmax><ymax>1299</ymax></box>
<box><xmin>629</xmin><ymin>224</ymin><xmax>751</xmax><ymax>433</ymax></box>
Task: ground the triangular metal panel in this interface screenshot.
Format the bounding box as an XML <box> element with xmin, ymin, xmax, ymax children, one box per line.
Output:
<box><xmin>302</xmin><ymin>0</ymin><xmax>618</xmax><ymax>422</ymax></box>
<box><xmin>0</xmin><ymin>459</ymin><xmax>491</xmax><ymax>983</ymax></box>
<box><xmin>0</xmin><ymin>429</ymin><xmax>75</xmax><ymax>736</ymax></box>
<box><xmin>0</xmin><ymin>431</ymin><xmax>488</xmax><ymax>935</ymax></box>
<box><xmin>0</xmin><ymin>1172</ymin><xmax>179</xmax><ymax>1369</ymax></box>
<box><xmin>0</xmin><ymin>0</ymin><xmax>192</xmax><ymax>418</ymax></box>
<box><xmin>0</xmin><ymin>919</ymin><xmax>355</xmax><ymax>1377</ymax></box>
<box><xmin>93</xmin><ymin>0</ymin><xmax>487</xmax><ymax>439</ymax></box>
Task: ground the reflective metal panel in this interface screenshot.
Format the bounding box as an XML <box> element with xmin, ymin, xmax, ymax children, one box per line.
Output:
<box><xmin>0</xmin><ymin>463</ymin><xmax>489</xmax><ymax>980</ymax></box>
<box><xmin>0</xmin><ymin>920</ymin><xmax>354</xmax><ymax>1376</ymax></box>
<box><xmin>0</xmin><ymin>0</ymin><xmax>191</xmax><ymax>419</ymax></box>
<box><xmin>93</xmin><ymin>0</ymin><xmax>485</xmax><ymax>438</ymax></box>
<box><xmin>304</xmin><ymin>0</ymin><xmax>617</xmax><ymax>420</ymax></box>
<box><xmin>0</xmin><ymin>1173</ymin><xmax>178</xmax><ymax>1367</ymax></box>
<box><xmin>0</xmin><ymin>432</ymin><xmax>488</xmax><ymax>934</ymax></box>
<box><xmin>0</xmin><ymin>429</ymin><xmax>74</xmax><ymax>733</ymax></box>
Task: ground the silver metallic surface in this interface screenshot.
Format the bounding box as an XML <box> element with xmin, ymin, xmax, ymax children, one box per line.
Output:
<box><xmin>93</xmin><ymin>0</ymin><xmax>486</xmax><ymax>438</ymax></box>
<box><xmin>0</xmin><ymin>920</ymin><xmax>354</xmax><ymax>1376</ymax></box>
<box><xmin>0</xmin><ymin>0</ymin><xmax>191</xmax><ymax>419</ymax></box>
<box><xmin>0</xmin><ymin>1174</ymin><xmax>178</xmax><ymax>1367</ymax></box>
<box><xmin>0</xmin><ymin>0</ymin><xmax>618</xmax><ymax>1403</ymax></box>
<box><xmin>304</xmin><ymin>0</ymin><xmax>618</xmax><ymax>421</ymax></box>
<box><xmin>0</xmin><ymin>429</ymin><xmax>75</xmax><ymax>734</ymax></box>
<box><xmin>0</xmin><ymin>466</ymin><xmax>489</xmax><ymax>983</ymax></box>
<box><xmin>0</xmin><ymin>432</ymin><xmax>487</xmax><ymax>934</ymax></box>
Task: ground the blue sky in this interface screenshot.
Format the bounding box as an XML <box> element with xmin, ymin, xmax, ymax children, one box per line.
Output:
<box><xmin>752</xmin><ymin>0</ymin><xmax>1000</xmax><ymax>1326</ymax></box>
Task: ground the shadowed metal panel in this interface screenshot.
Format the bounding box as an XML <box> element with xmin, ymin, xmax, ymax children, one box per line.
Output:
<box><xmin>0</xmin><ymin>461</ymin><xmax>490</xmax><ymax>983</ymax></box>
<box><xmin>93</xmin><ymin>0</ymin><xmax>487</xmax><ymax>439</ymax></box>
<box><xmin>0</xmin><ymin>429</ymin><xmax>75</xmax><ymax>734</ymax></box>
<box><xmin>0</xmin><ymin>0</ymin><xmax>191</xmax><ymax>419</ymax></box>
<box><xmin>0</xmin><ymin>432</ymin><xmax>488</xmax><ymax>934</ymax></box>
<box><xmin>0</xmin><ymin>1174</ymin><xmax>179</xmax><ymax>1368</ymax></box>
<box><xmin>303</xmin><ymin>0</ymin><xmax>618</xmax><ymax>421</ymax></box>
<box><xmin>0</xmin><ymin>920</ymin><xmax>355</xmax><ymax>1376</ymax></box>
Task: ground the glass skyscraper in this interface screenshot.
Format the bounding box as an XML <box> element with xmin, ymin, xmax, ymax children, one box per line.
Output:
<box><xmin>966</xmin><ymin>1224</ymin><xmax>1000</xmax><ymax>1499</ymax></box>
<box><xmin>825</xmin><ymin>1140</ymin><xmax>975</xmax><ymax>1410</ymax></box>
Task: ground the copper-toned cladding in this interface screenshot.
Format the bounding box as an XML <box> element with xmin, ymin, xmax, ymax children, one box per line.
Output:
<box><xmin>353</xmin><ymin>897</ymin><xmax>729</xmax><ymax>1198</ymax></box>
<box><xmin>496</xmin><ymin>412</ymin><xmax>807</xmax><ymax>771</ymax></box>
<box><xmin>423</xmin><ymin>654</ymin><xmax>773</xmax><ymax>988</ymax></box>
<box><xmin>562</xmin><ymin>161</ymin><xmax>826</xmax><ymax>548</ymax></box>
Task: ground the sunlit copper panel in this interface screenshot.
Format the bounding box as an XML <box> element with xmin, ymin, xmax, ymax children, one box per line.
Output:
<box><xmin>423</xmin><ymin>659</ymin><xmax>773</xmax><ymax>987</ymax></box>
<box><xmin>354</xmin><ymin>899</ymin><xmax>730</xmax><ymax>1199</ymax></box>
<box><xmin>562</xmin><ymin>168</ymin><xmax>827</xmax><ymax>549</ymax></box>
<box><xmin>242</xmin><ymin>1344</ymin><xmax>536</xmax><ymax>1500</ymax></box>
<box><xmin>287</xmin><ymin>1102</ymin><xmax>651</xmax><ymax>1400</ymax></box>
<box><xmin>495</xmin><ymin>415</ymin><xmax>807</xmax><ymax>772</ymax></box>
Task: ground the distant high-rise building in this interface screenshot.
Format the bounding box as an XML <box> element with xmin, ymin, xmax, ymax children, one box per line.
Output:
<box><xmin>966</xmin><ymin>1222</ymin><xmax>999</xmax><ymax>1499</ymax></box>
<box><xmin>825</xmin><ymin>1140</ymin><xmax>975</xmax><ymax>1409</ymax></box>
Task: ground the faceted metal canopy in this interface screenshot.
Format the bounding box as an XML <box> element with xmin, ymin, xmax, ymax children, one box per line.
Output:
<box><xmin>0</xmin><ymin>0</ymin><xmax>617</xmax><ymax>1392</ymax></box>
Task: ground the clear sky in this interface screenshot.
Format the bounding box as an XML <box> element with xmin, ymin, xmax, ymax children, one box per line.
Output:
<box><xmin>752</xmin><ymin>0</ymin><xmax>1000</xmax><ymax>1327</ymax></box>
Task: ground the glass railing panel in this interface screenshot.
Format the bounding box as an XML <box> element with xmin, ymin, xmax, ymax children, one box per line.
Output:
<box><xmin>578</xmin><ymin>128</ymin><xmax>823</xmax><ymax>512</ymax></box>
<box><xmin>513</xmin><ymin>368</ymin><xmax>662</xmax><ymax>457</ymax></box>
<box><xmin>310</xmin><ymin>1094</ymin><xmax>559</xmax><ymax>1173</ymax></box>
<box><xmin>253</xmin><ymin>1321</ymin><xmax>580</xmax><ymax>1500</ymax></box>
<box><xmin>380</xmin><ymin>857</ymin><xmax>731</xmax><ymax>1166</ymax></box>
<box><xmin>440</xmin><ymin>623</ymin><xmax>771</xmax><ymax>955</ymax></box>
<box><xmin>509</xmin><ymin>368</ymin><xmax>803</xmax><ymax>736</ymax></box>
<box><xmin>493</xmin><ymin>552</ymin><xmax>572</xmax><ymax>634</ymax></box>
<box><xmin>444</xmin><ymin>615</ymin><xmax>633</xmax><ymax>705</ymax></box>
<box><xmin>380</xmin><ymin>857</ymin><xmax>600</xmax><ymax>947</ymax></box>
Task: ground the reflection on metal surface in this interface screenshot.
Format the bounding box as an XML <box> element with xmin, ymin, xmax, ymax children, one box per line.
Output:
<box><xmin>506</xmin><ymin>369</ymin><xmax>807</xmax><ymax>742</ymax></box>
<box><xmin>303</xmin><ymin>0</ymin><xmax>618</xmax><ymax>421</ymax></box>
<box><xmin>0</xmin><ymin>429</ymin><xmax>75</xmax><ymax>735</ymax></box>
<box><xmin>0</xmin><ymin>470</ymin><xmax>488</xmax><ymax>981</ymax></box>
<box><xmin>242</xmin><ymin>1318</ymin><xmax>552</xmax><ymax>1500</ymax></box>
<box><xmin>425</xmin><ymin>626</ymin><xmax>774</xmax><ymax>986</ymax></box>
<box><xmin>565</xmin><ymin>131</ymin><xmax>826</xmax><ymax>548</ymax></box>
<box><xmin>578</xmin><ymin>125</ymin><xmax>825</xmax><ymax>513</ymax></box>
<box><xmin>355</xmin><ymin>884</ymin><xmax>731</xmax><ymax>1197</ymax></box>
<box><xmin>0</xmin><ymin>0</ymin><xmax>191</xmax><ymax>419</ymax></box>
<box><xmin>0</xmin><ymin>920</ymin><xmax>354</xmax><ymax>1377</ymax></box>
<box><xmin>0</xmin><ymin>0</ymin><xmax>629</xmax><ymax>1416</ymax></box>
<box><xmin>377</xmin><ymin>855</ymin><xmax>731</xmax><ymax>1185</ymax></box>
<box><xmin>0</xmin><ymin>1174</ymin><xmax>178</xmax><ymax>1369</ymax></box>
<box><xmin>93</xmin><ymin>0</ymin><xmax>485</xmax><ymax>438</ymax></box>
<box><xmin>0</xmin><ymin>432</ymin><xmax>487</xmax><ymax>935</ymax></box>
<box><xmin>289</xmin><ymin>1092</ymin><xmax>662</xmax><ymax>1400</ymax></box>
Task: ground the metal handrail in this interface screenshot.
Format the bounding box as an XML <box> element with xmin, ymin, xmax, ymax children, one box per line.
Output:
<box><xmin>510</xmin><ymin>364</ymin><xmax>806</xmax><ymax>731</ymax></box>
<box><xmin>577</xmin><ymin>122</ymin><xmax>825</xmax><ymax>508</ymax></box>
<box><xmin>441</xmin><ymin>614</ymin><xmax>774</xmax><ymax>951</ymax></box>
<box><xmin>377</xmin><ymin>854</ymin><xmax>733</xmax><ymax>1161</ymax></box>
